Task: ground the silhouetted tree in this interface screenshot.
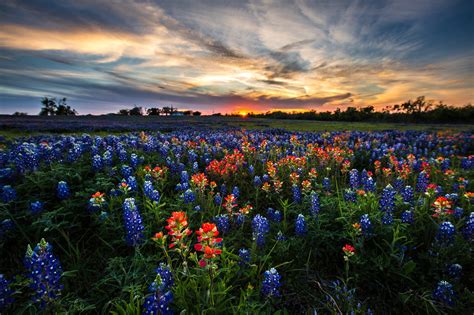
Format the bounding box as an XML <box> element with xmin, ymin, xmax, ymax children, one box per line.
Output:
<box><xmin>129</xmin><ymin>106</ymin><xmax>144</xmax><ymax>116</ymax></box>
<box><xmin>192</xmin><ymin>111</ymin><xmax>202</xmax><ymax>116</ymax></box>
<box><xmin>147</xmin><ymin>107</ymin><xmax>161</xmax><ymax>116</ymax></box>
<box><xmin>183</xmin><ymin>110</ymin><xmax>193</xmax><ymax>116</ymax></box>
<box><xmin>118</xmin><ymin>109</ymin><xmax>130</xmax><ymax>116</ymax></box>
<box><xmin>39</xmin><ymin>97</ymin><xmax>57</xmax><ymax>116</ymax></box>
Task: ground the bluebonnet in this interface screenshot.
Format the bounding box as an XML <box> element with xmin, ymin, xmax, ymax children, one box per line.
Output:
<box><xmin>364</xmin><ymin>176</ymin><xmax>376</xmax><ymax>192</ymax></box>
<box><xmin>24</xmin><ymin>238</ymin><xmax>63</xmax><ymax>308</ymax></box>
<box><xmin>30</xmin><ymin>201</ymin><xmax>44</xmax><ymax>215</ymax></box>
<box><xmin>248</xmin><ymin>165</ymin><xmax>254</xmax><ymax>175</ymax></box>
<box><xmin>121</xmin><ymin>165</ymin><xmax>133</xmax><ymax>178</ymax></box>
<box><xmin>276</xmin><ymin>231</ymin><xmax>287</xmax><ymax>241</ymax></box>
<box><xmin>253</xmin><ymin>175</ymin><xmax>262</xmax><ymax>187</ymax></box>
<box><xmin>92</xmin><ymin>154</ymin><xmax>103</xmax><ymax>171</ymax></box>
<box><xmin>144</xmin><ymin>181</ymin><xmax>160</xmax><ymax>202</ymax></box>
<box><xmin>393</xmin><ymin>177</ymin><xmax>404</xmax><ymax>192</ymax></box>
<box><xmin>102</xmin><ymin>150</ymin><xmax>112</xmax><ymax>167</ymax></box>
<box><xmin>214</xmin><ymin>214</ymin><xmax>230</xmax><ymax>234</ymax></box>
<box><xmin>0</xmin><ymin>274</ymin><xmax>14</xmax><ymax>310</ymax></box>
<box><xmin>122</xmin><ymin>198</ymin><xmax>145</xmax><ymax>246</ymax></box>
<box><xmin>267</xmin><ymin>208</ymin><xmax>282</xmax><ymax>222</ymax></box>
<box><xmin>292</xmin><ymin>185</ymin><xmax>302</xmax><ymax>204</ymax></box>
<box><xmin>402</xmin><ymin>186</ymin><xmax>414</xmax><ymax>204</ymax></box>
<box><xmin>57</xmin><ymin>181</ymin><xmax>70</xmax><ymax>200</ymax></box>
<box><xmin>344</xmin><ymin>189</ymin><xmax>357</xmax><ymax>203</ymax></box>
<box><xmin>194</xmin><ymin>205</ymin><xmax>201</xmax><ymax>212</ymax></box>
<box><xmin>310</xmin><ymin>191</ymin><xmax>320</xmax><ymax>218</ymax></box>
<box><xmin>130</xmin><ymin>153</ymin><xmax>139</xmax><ymax>168</ymax></box>
<box><xmin>252</xmin><ymin>214</ymin><xmax>270</xmax><ymax>247</ymax></box>
<box><xmin>436</xmin><ymin>221</ymin><xmax>455</xmax><ymax>245</ymax></box>
<box><xmin>232</xmin><ymin>186</ymin><xmax>240</xmax><ymax>199</ymax></box>
<box><xmin>379</xmin><ymin>185</ymin><xmax>396</xmax><ymax>213</ymax></box>
<box><xmin>295</xmin><ymin>214</ymin><xmax>307</xmax><ymax>236</ymax></box>
<box><xmin>349</xmin><ymin>169</ymin><xmax>359</xmax><ymax>189</ymax></box>
<box><xmin>261</xmin><ymin>268</ymin><xmax>281</xmax><ymax>298</ymax></box>
<box><xmin>143</xmin><ymin>264</ymin><xmax>174</xmax><ymax>315</ymax></box>
<box><xmin>433</xmin><ymin>280</ymin><xmax>455</xmax><ymax>306</ymax></box>
<box><xmin>360</xmin><ymin>214</ymin><xmax>373</xmax><ymax>236</ymax></box>
<box><xmin>382</xmin><ymin>212</ymin><xmax>393</xmax><ymax>225</ymax></box>
<box><xmin>214</xmin><ymin>193</ymin><xmax>222</xmax><ymax>206</ymax></box>
<box><xmin>416</xmin><ymin>171</ymin><xmax>429</xmax><ymax>192</ymax></box>
<box><xmin>180</xmin><ymin>170</ymin><xmax>189</xmax><ymax>184</ymax></box>
<box><xmin>453</xmin><ymin>207</ymin><xmax>463</xmax><ymax>219</ymax></box>
<box><xmin>447</xmin><ymin>263</ymin><xmax>462</xmax><ymax>279</ymax></box>
<box><xmin>462</xmin><ymin>212</ymin><xmax>473</xmax><ymax>240</ymax></box>
<box><xmin>183</xmin><ymin>189</ymin><xmax>195</xmax><ymax>204</ymax></box>
<box><xmin>127</xmin><ymin>176</ymin><xmax>138</xmax><ymax>191</ymax></box>
<box><xmin>322</xmin><ymin>177</ymin><xmax>330</xmax><ymax>191</ymax></box>
<box><xmin>1</xmin><ymin>185</ymin><xmax>16</xmax><ymax>203</ymax></box>
<box><xmin>0</xmin><ymin>219</ymin><xmax>14</xmax><ymax>239</ymax></box>
<box><xmin>238</xmin><ymin>248</ymin><xmax>250</xmax><ymax>267</ymax></box>
<box><xmin>401</xmin><ymin>210</ymin><xmax>414</xmax><ymax>224</ymax></box>
<box><xmin>262</xmin><ymin>174</ymin><xmax>270</xmax><ymax>183</ymax></box>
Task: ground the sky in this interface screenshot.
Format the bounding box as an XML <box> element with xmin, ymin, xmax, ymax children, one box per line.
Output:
<box><xmin>0</xmin><ymin>0</ymin><xmax>473</xmax><ymax>115</ymax></box>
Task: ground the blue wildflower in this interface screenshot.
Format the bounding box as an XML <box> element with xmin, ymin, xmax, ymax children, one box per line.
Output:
<box><xmin>214</xmin><ymin>214</ymin><xmax>230</xmax><ymax>234</ymax></box>
<box><xmin>292</xmin><ymin>185</ymin><xmax>302</xmax><ymax>204</ymax></box>
<box><xmin>360</xmin><ymin>214</ymin><xmax>373</xmax><ymax>236</ymax></box>
<box><xmin>183</xmin><ymin>189</ymin><xmax>195</xmax><ymax>204</ymax></box>
<box><xmin>295</xmin><ymin>214</ymin><xmax>307</xmax><ymax>236</ymax></box>
<box><xmin>310</xmin><ymin>191</ymin><xmax>320</xmax><ymax>218</ymax></box>
<box><xmin>24</xmin><ymin>238</ymin><xmax>63</xmax><ymax>308</ymax></box>
<box><xmin>436</xmin><ymin>221</ymin><xmax>455</xmax><ymax>245</ymax></box>
<box><xmin>261</xmin><ymin>268</ymin><xmax>281</xmax><ymax>298</ymax></box>
<box><xmin>238</xmin><ymin>248</ymin><xmax>250</xmax><ymax>267</ymax></box>
<box><xmin>267</xmin><ymin>208</ymin><xmax>282</xmax><ymax>222</ymax></box>
<box><xmin>0</xmin><ymin>274</ymin><xmax>14</xmax><ymax>310</ymax></box>
<box><xmin>401</xmin><ymin>210</ymin><xmax>414</xmax><ymax>224</ymax></box>
<box><xmin>122</xmin><ymin>198</ymin><xmax>145</xmax><ymax>247</ymax></box>
<box><xmin>143</xmin><ymin>264</ymin><xmax>174</xmax><ymax>315</ymax></box>
<box><xmin>30</xmin><ymin>201</ymin><xmax>44</xmax><ymax>215</ymax></box>
<box><xmin>1</xmin><ymin>185</ymin><xmax>16</xmax><ymax>203</ymax></box>
<box><xmin>252</xmin><ymin>214</ymin><xmax>270</xmax><ymax>247</ymax></box>
<box><xmin>56</xmin><ymin>181</ymin><xmax>70</xmax><ymax>200</ymax></box>
<box><xmin>433</xmin><ymin>280</ymin><xmax>455</xmax><ymax>306</ymax></box>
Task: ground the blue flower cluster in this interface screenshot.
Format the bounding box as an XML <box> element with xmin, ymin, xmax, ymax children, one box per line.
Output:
<box><xmin>292</xmin><ymin>185</ymin><xmax>302</xmax><ymax>204</ymax></box>
<box><xmin>261</xmin><ymin>268</ymin><xmax>281</xmax><ymax>298</ymax></box>
<box><xmin>310</xmin><ymin>191</ymin><xmax>320</xmax><ymax>218</ymax></box>
<box><xmin>24</xmin><ymin>238</ymin><xmax>63</xmax><ymax>308</ymax></box>
<box><xmin>267</xmin><ymin>208</ymin><xmax>282</xmax><ymax>222</ymax></box>
<box><xmin>295</xmin><ymin>214</ymin><xmax>307</xmax><ymax>236</ymax></box>
<box><xmin>252</xmin><ymin>214</ymin><xmax>270</xmax><ymax>247</ymax></box>
<box><xmin>402</xmin><ymin>186</ymin><xmax>414</xmax><ymax>204</ymax></box>
<box><xmin>56</xmin><ymin>181</ymin><xmax>70</xmax><ymax>200</ymax></box>
<box><xmin>143</xmin><ymin>264</ymin><xmax>174</xmax><ymax>315</ymax></box>
<box><xmin>360</xmin><ymin>214</ymin><xmax>373</xmax><ymax>237</ymax></box>
<box><xmin>462</xmin><ymin>212</ymin><xmax>473</xmax><ymax>240</ymax></box>
<box><xmin>416</xmin><ymin>171</ymin><xmax>429</xmax><ymax>192</ymax></box>
<box><xmin>30</xmin><ymin>201</ymin><xmax>44</xmax><ymax>215</ymax></box>
<box><xmin>214</xmin><ymin>214</ymin><xmax>230</xmax><ymax>234</ymax></box>
<box><xmin>0</xmin><ymin>274</ymin><xmax>14</xmax><ymax>310</ymax></box>
<box><xmin>122</xmin><ymin>198</ymin><xmax>144</xmax><ymax>247</ymax></box>
<box><xmin>144</xmin><ymin>181</ymin><xmax>160</xmax><ymax>202</ymax></box>
<box><xmin>436</xmin><ymin>221</ymin><xmax>455</xmax><ymax>245</ymax></box>
<box><xmin>238</xmin><ymin>248</ymin><xmax>250</xmax><ymax>267</ymax></box>
<box><xmin>1</xmin><ymin>185</ymin><xmax>16</xmax><ymax>203</ymax></box>
<box><xmin>379</xmin><ymin>185</ymin><xmax>396</xmax><ymax>225</ymax></box>
<box><xmin>433</xmin><ymin>280</ymin><xmax>455</xmax><ymax>306</ymax></box>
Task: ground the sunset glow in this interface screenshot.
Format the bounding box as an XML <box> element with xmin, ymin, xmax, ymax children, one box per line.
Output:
<box><xmin>0</xmin><ymin>0</ymin><xmax>472</xmax><ymax>115</ymax></box>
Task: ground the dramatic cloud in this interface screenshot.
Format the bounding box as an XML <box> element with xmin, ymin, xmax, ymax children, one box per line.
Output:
<box><xmin>0</xmin><ymin>0</ymin><xmax>472</xmax><ymax>114</ymax></box>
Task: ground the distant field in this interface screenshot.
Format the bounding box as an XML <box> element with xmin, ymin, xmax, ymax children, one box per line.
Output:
<box><xmin>0</xmin><ymin>115</ymin><xmax>472</xmax><ymax>138</ymax></box>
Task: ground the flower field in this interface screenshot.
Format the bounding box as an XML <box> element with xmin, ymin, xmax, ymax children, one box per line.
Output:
<box><xmin>0</xmin><ymin>129</ymin><xmax>473</xmax><ymax>314</ymax></box>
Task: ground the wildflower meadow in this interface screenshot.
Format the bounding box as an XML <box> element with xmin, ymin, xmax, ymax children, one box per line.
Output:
<box><xmin>0</xmin><ymin>129</ymin><xmax>473</xmax><ymax>314</ymax></box>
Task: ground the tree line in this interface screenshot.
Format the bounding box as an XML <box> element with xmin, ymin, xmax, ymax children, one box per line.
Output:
<box><xmin>247</xmin><ymin>96</ymin><xmax>474</xmax><ymax>123</ymax></box>
<box><xmin>39</xmin><ymin>97</ymin><xmax>78</xmax><ymax>116</ymax></box>
<box><xmin>117</xmin><ymin>106</ymin><xmax>201</xmax><ymax>116</ymax></box>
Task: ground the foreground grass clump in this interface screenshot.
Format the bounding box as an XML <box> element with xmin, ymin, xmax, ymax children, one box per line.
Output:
<box><xmin>0</xmin><ymin>129</ymin><xmax>473</xmax><ymax>314</ymax></box>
